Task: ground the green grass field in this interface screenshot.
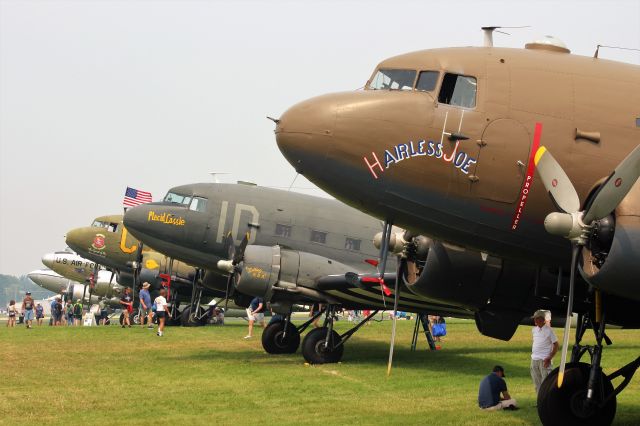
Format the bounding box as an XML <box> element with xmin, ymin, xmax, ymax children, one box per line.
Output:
<box><xmin>1</xmin><ymin>318</ymin><xmax>638</xmax><ymax>425</ymax></box>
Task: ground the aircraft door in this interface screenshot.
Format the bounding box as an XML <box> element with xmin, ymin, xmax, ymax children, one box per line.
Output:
<box><xmin>471</xmin><ymin>119</ymin><xmax>531</xmax><ymax>203</ymax></box>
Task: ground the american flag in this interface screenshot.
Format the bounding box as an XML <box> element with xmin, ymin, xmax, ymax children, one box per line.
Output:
<box><xmin>123</xmin><ymin>187</ymin><xmax>153</xmax><ymax>208</ymax></box>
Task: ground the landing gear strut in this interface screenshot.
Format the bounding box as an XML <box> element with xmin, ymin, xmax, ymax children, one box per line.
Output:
<box><xmin>301</xmin><ymin>305</ymin><xmax>379</xmax><ymax>364</ymax></box>
<box><xmin>538</xmin><ymin>297</ymin><xmax>640</xmax><ymax>425</ymax></box>
<box><xmin>181</xmin><ymin>269</ymin><xmax>207</xmax><ymax>327</ymax></box>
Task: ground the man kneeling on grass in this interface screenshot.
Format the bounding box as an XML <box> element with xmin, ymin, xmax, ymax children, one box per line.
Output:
<box><xmin>478</xmin><ymin>365</ymin><xmax>518</xmax><ymax>411</ymax></box>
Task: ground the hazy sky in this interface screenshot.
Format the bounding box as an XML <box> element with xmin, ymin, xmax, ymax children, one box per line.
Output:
<box><xmin>1</xmin><ymin>0</ymin><xmax>639</xmax><ymax>275</ymax></box>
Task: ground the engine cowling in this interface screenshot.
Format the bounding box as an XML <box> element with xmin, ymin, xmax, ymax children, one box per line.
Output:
<box><xmin>404</xmin><ymin>240</ymin><xmax>568</xmax><ymax>340</ymax></box>
<box><xmin>580</xmin><ymin>182</ymin><xmax>640</xmax><ymax>301</ymax></box>
<box><xmin>93</xmin><ymin>270</ymin><xmax>124</xmax><ymax>298</ymax></box>
<box><xmin>234</xmin><ymin>245</ymin><xmax>353</xmax><ymax>313</ymax></box>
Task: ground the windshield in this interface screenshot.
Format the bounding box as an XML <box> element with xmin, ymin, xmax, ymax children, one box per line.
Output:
<box><xmin>368</xmin><ymin>69</ymin><xmax>416</xmax><ymax>91</ymax></box>
<box><xmin>164</xmin><ymin>192</ymin><xmax>192</xmax><ymax>206</ymax></box>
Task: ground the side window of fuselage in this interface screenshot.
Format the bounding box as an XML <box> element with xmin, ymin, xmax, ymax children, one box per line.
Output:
<box><xmin>438</xmin><ymin>73</ymin><xmax>477</xmax><ymax>108</ymax></box>
<box><xmin>275</xmin><ymin>224</ymin><xmax>292</xmax><ymax>238</ymax></box>
<box><xmin>310</xmin><ymin>230</ymin><xmax>327</xmax><ymax>244</ymax></box>
<box><xmin>345</xmin><ymin>237</ymin><xmax>361</xmax><ymax>251</ymax></box>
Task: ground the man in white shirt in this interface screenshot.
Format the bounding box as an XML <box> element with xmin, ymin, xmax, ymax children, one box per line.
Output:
<box><xmin>531</xmin><ymin>309</ymin><xmax>559</xmax><ymax>394</ymax></box>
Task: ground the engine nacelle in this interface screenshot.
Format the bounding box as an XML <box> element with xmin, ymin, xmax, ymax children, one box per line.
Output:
<box><xmin>404</xmin><ymin>240</ymin><xmax>568</xmax><ymax>340</ymax></box>
<box><xmin>234</xmin><ymin>245</ymin><xmax>353</xmax><ymax>312</ymax></box>
<box><xmin>405</xmin><ymin>241</ymin><xmax>501</xmax><ymax>310</ymax></box>
<box><xmin>93</xmin><ymin>270</ymin><xmax>124</xmax><ymax>298</ymax></box>
<box><xmin>580</xmin><ymin>182</ymin><xmax>640</xmax><ymax>302</ymax></box>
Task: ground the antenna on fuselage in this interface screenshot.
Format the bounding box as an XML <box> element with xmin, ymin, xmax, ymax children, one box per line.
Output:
<box><xmin>481</xmin><ymin>26</ymin><xmax>531</xmax><ymax>47</ymax></box>
<box><xmin>208</xmin><ymin>172</ymin><xmax>230</xmax><ymax>183</ymax></box>
<box><xmin>593</xmin><ymin>44</ymin><xmax>640</xmax><ymax>58</ymax></box>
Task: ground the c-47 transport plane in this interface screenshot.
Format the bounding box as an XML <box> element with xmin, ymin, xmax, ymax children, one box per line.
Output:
<box><xmin>274</xmin><ymin>34</ymin><xmax>640</xmax><ymax>424</ymax></box>
<box><xmin>27</xmin><ymin>269</ymin><xmax>122</xmax><ymax>308</ymax></box>
<box><xmin>121</xmin><ymin>182</ymin><xmax>554</xmax><ymax>363</ymax></box>
<box><xmin>65</xmin><ymin>215</ymin><xmax>231</xmax><ymax>325</ymax></box>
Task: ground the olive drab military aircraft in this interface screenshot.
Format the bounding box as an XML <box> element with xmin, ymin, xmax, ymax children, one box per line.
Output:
<box><xmin>122</xmin><ymin>182</ymin><xmax>474</xmax><ymax>362</ymax></box>
<box><xmin>64</xmin><ymin>214</ymin><xmax>233</xmax><ymax>326</ymax></box>
<box><xmin>274</xmin><ymin>30</ymin><xmax>640</xmax><ymax>425</ymax></box>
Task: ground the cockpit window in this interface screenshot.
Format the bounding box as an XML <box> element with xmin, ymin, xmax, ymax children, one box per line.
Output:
<box><xmin>189</xmin><ymin>197</ymin><xmax>208</xmax><ymax>212</ymax></box>
<box><xmin>90</xmin><ymin>220</ymin><xmax>118</xmax><ymax>232</ymax></box>
<box><xmin>164</xmin><ymin>192</ymin><xmax>192</xmax><ymax>206</ymax></box>
<box><xmin>368</xmin><ymin>69</ymin><xmax>416</xmax><ymax>91</ymax></box>
<box><xmin>438</xmin><ymin>73</ymin><xmax>477</xmax><ymax>108</ymax></box>
<box><xmin>416</xmin><ymin>71</ymin><xmax>439</xmax><ymax>92</ymax></box>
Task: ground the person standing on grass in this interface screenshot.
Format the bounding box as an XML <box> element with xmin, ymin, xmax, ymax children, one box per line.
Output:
<box><xmin>244</xmin><ymin>297</ymin><xmax>266</xmax><ymax>339</ymax></box>
<box><xmin>154</xmin><ymin>288</ymin><xmax>170</xmax><ymax>337</ymax></box>
<box><xmin>65</xmin><ymin>300</ymin><xmax>74</xmax><ymax>326</ymax></box>
<box><xmin>531</xmin><ymin>309</ymin><xmax>559</xmax><ymax>394</ymax></box>
<box><xmin>52</xmin><ymin>298</ymin><xmax>64</xmax><ymax>326</ymax></box>
<box><xmin>73</xmin><ymin>299</ymin><xmax>83</xmax><ymax>326</ymax></box>
<box><xmin>138</xmin><ymin>282</ymin><xmax>153</xmax><ymax>329</ymax></box>
<box><xmin>7</xmin><ymin>300</ymin><xmax>17</xmax><ymax>327</ymax></box>
<box><xmin>120</xmin><ymin>287</ymin><xmax>133</xmax><ymax>328</ymax></box>
<box><xmin>35</xmin><ymin>303</ymin><xmax>44</xmax><ymax>326</ymax></box>
<box><xmin>22</xmin><ymin>291</ymin><xmax>35</xmax><ymax>329</ymax></box>
<box><xmin>478</xmin><ymin>366</ymin><xmax>518</xmax><ymax>410</ymax></box>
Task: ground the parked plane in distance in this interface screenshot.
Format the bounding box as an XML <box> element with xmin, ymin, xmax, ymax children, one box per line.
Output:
<box><xmin>274</xmin><ymin>31</ymin><xmax>640</xmax><ymax>424</ymax></box>
<box><xmin>123</xmin><ymin>182</ymin><xmax>494</xmax><ymax>362</ymax></box>
<box><xmin>64</xmin><ymin>215</ymin><xmax>238</xmax><ymax>326</ymax></box>
<box><xmin>27</xmin><ymin>269</ymin><xmax>121</xmax><ymax>308</ymax></box>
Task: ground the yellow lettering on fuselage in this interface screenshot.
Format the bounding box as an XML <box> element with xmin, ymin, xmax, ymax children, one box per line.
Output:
<box><xmin>119</xmin><ymin>226</ymin><xmax>138</xmax><ymax>254</ymax></box>
<box><xmin>147</xmin><ymin>211</ymin><xmax>186</xmax><ymax>226</ymax></box>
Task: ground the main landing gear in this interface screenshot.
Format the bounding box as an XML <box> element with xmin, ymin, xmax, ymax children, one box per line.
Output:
<box><xmin>300</xmin><ymin>305</ymin><xmax>379</xmax><ymax>364</ymax></box>
<box><xmin>537</xmin><ymin>302</ymin><xmax>640</xmax><ymax>426</ymax></box>
<box><xmin>261</xmin><ymin>308</ymin><xmax>326</xmax><ymax>354</ymax></box>
<box><xmin>182</xmin><ymin>269</ymin><xmax>208</xmax><ymax>327</ymax></box>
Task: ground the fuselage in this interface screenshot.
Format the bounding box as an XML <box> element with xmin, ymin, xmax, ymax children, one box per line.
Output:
<box><xmin>123</xmin><ymin>182</ymin><xmax>391</xmax><ymax>273</ymax></box>
<box><xmin>275</xmin><ymin>45</ymin><xmax>640</xmax><ymax>267</ymax></box>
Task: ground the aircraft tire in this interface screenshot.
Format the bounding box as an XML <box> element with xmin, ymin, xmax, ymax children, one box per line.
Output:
<box><xmin>301</xmin><ymin>327</ymin><xmax>343</xmax><ymax>364</ymax></box>
<box><xmin>180</xmin><ymin>307</ymin><xmax>205</xmax><ymax>327</ymax></box>
<box><xmin>537</xmin><ymin>362</ymin><xmax>616</xmax><ymax>426</ymax></box>
<box><xmin>261</xmin><ymin>321</ymin><xmax>300</xmax><ymax>354</ymax></box>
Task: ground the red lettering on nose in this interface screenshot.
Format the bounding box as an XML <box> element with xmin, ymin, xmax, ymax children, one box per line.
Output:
<box><xmin>364</xmin><ymin>152</ymin><xmax>384</xmax><ymax>179</ymax></box>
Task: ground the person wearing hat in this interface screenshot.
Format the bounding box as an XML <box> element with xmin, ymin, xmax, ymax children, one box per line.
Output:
<box><xmin>478</xmin><ymin>366</ymin><xmax>517</xmax><ymax>410</ymax></box>
<box><xmin>138</xmin><ymin>282</ymin><xmax>153</xmax><ymax>329</ymax></box>
<box><xmin>531</xmin><ymin>309</ymin><xmax>559</xmax><ymax>394</ymax></box>
<box><xmin>22</xmin><ymin>291</ymin><xmax>35</xmax><ymax>329</ymax></box>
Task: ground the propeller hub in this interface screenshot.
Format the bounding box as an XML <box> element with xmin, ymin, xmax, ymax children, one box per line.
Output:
<box><xmin>217</xmin><ymin>259</ymin><xmax>234</xmax><ymax>273</ymax></box>
<box><xmin>544</xmin><ymin>212</ymin><xmax>589</xmax><ymax>243</ymax></box>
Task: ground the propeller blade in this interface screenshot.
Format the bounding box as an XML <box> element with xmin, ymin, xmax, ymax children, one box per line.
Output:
<box><xmin>233</xmin><ymin>232</ymin><xmax>250</xmax><ymax>265</ymax></box>
<box><xmin>558</xmin><ymin>244</ymin><xmax>580</xmax><ymax>388</ymax></box>
<box><xmin>387</xmin><ymin>257</ymin><xmax>404</xmax><ymax>376</ymax></box>
<box><xmin>534</xmin><ymin>146</ymin><xmax>581</xmax><ymax>214</ymax></box>
<box><xmin>583</xmin><ymin>144</ymin><xmax>640</xmax><ymax>224</ymax></box>
<box><xmin>222</xmin><ymin>232</ymin><xmax>235</xmax><ymax>261</ymax></box>
<box><xmin>224</xmin><ymin>273</ymin><xmax>236</xmax><ymax>310</ymax></box>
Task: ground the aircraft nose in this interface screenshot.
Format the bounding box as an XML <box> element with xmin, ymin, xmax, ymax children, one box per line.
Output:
<box><xmin>65</xmin><ymin>228</ymin><xmax>85</xmax><ymax>253</ymax></box>
<box><xmin>42</xmin><ymin>253</ymin><xmax>55</xmax><ymax>269</ymax></box>
<box><xmin>275</xmin><ymin>94</ymin><xmax>338</xmax><ymax>172</ymax></box>
<box><xmin>122</xmin><ymin>204</ymin><xmax>150</xmax><ymax>238</ymax></box>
